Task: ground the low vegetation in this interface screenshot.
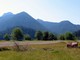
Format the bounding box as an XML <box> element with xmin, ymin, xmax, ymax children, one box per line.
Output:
<box><xmin>0</xmin><ymin>41</ymin><xmax>79</xmax><ymax>60</ymax></box>
<box><xmin>0</xmin><ymin>27</ymin><xmax>79</xmax><ymax>60</ymax></box>
<box><xmin>2</xmin><ymin>27</ymin><xmax>78</xmax><ymax>41</ymax></box>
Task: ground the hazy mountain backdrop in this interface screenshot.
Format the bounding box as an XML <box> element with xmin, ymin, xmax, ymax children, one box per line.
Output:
<box><xmin>37</xmin><ymin>19</ymin><xmax>80</xmax><ymax>34</ymax></box>
<box><xmin>0</xmin><ymin>11</ymin><xmax>80</xmax><ymax>38</ymax></box>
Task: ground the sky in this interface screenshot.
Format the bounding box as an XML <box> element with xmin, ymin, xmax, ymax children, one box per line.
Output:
<box><xmin>0</xmin><ymin>0</ymin><xmax>80</xmax><ymax>24</ymax></box>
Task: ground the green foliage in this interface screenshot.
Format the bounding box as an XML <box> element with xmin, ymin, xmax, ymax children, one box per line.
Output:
<box><xmin>4</xmin><ymin>33</ymin><xmax>10</xmax><ymax>40</ymax></box>
<box><xmin>48</xmin><ymin>33</ymin><xmax>57</xmax><ymax>40</ymax></box>
<box><xmin>24</xmin><ymin>34</ymin><xmax>31</xmax><ymax>40</ymax></box>
<box><xmin>35</xmin><ymin>31</ymin><xmax>57</xmax><ymax>40</ymax></box>
<box><xmin>65</xmin><ymin>32</ymin><xmax>76</xmax><ymax>40</ymax></box>
<box><xmin>74</xmin><ymin>30</ymin><xmax>80</xmax><ymax>39</ymax></box>
<box><xmin>2</xmin><ymin>27</ymin><xmax>78</xmax><ymax>41</ymax></box>
<box><xmin>11</xmin><ymin>28</ymin><xmax>23</xmax><ymax>40</ymax></box>
<box><xmin>53</xmin><ymin>35</ymin><xmax>57</xmax><ymax>40</ymax></box>
<box><xmin>48</xmin><ymin>33</ymin><xmax>54</xmax><ymax>40</ymax></box>
<box><xmin>59</xmin><ymin>34</ymin><xmax>65</xmax><ymax>40</ymax></box>
<box><xmin>43</xmin><ymin>31</ymin><xmax>49</xmax><ymax>40</ymax></box>
<box><xmin>35</xmin><ymin>31</ymin><xmax>43</xmax><ymax>40</ymax></box>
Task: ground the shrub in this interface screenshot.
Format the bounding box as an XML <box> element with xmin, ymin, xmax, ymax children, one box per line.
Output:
<box><xmin>4</xmin><ymin>33</ymin><xmax>10</xmax><ymax>40</ymax></box>
<box><xmin>24</xmin><ymin>34</ymin><xmax>31</xmax><ymax>40</ymax></box>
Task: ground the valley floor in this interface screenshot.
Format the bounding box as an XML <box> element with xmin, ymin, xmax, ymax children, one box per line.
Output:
<box><xmin>0</xmin><ymin>40</ymin><xmax>62</xmax><ymax>47</ymax></box>
<box><xmin>0</xmin><ymin>41</ymin><xmax>80</xmax><ymax>60</ymax></box>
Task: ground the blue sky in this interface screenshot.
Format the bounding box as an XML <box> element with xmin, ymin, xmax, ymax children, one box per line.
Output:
<box><xmin>0</xmin><ymin>0</ymin><xmax>80</xmax><ymax>24</ymax></box>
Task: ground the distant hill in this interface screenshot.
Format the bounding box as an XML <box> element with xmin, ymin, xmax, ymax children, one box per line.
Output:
<box><xmin>0</xmin><ymin>11</ymin><xmax>80</xmax><ymax>39</ymax></box>
<box><xmin>0</xmin><ymin>12</ymin><xmax>47</xmax><ymax>31</ymax></box>
<box><xmin>0</xmin><ymin>12</ymin><xmax>48</xmax><ymax>39</ymax></box>
<box><xmin>37</xmin><ymin>19</ymin><xmax>80</xmax><ymax>34</ymax></box>
<box><xmin>0</xmin><ymin>12</ymin><xmax>14</xmax><ymax>21</ymax></box>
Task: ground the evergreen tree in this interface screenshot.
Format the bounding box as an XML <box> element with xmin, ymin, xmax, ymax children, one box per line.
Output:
<box><xmin>65</xmin><ymin>32</ymin><xmax>76</xmax><ymax>40</ymax></box>
<box><xmin>43</xmin><ymin>31</ymin><xmax>49</xmax><ymax>40</ymax></box>
<box><xmin>48</xmin><ymin>33</ymin><xmax>54</xmax><ymax>40</ymax></box>
<box><xmin>35</xmin><ymin>31</ymin><xmax>43</xmax><ymax>40</ymax></box>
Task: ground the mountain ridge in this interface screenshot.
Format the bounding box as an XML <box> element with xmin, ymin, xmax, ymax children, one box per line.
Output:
<box><xmin>37</xmin><ymin>19</ymin><xmax>80</xmax><ymax>34</ymax></box>
<box><xmin>0</xmin><ymin>11</ymin><xmax>80</xmax><ymax>35</ymax></box>
<box><xmin>0</xmin><ymin>12</ymin><xmax>47</xmax><ymax>31</ymax></box>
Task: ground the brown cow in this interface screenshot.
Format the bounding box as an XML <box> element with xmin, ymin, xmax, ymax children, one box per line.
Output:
<box><xmin>67</xmin><ymin>42</ymin><xmax>78</xmax><ymax>48</ymax></box>
<box><xmin>67</xmin><ymin>42</ymin><xmax>72</xmax><ymax>48</ymax></box>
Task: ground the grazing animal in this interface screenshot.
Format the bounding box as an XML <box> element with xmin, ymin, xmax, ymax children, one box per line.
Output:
<box><xmin>67</xmin><ymin>42</ymin><xmax>78</xmax><ymax>48</ymax></box>
<box><xmin>71</xmin><ymin>42</ymin><xmax>78</xmax><ymax>47</ymax></box>
<box><xmin>67</xmin><ymin>42</ymin><xmax>72</xmax><ymax>48</ymax></box>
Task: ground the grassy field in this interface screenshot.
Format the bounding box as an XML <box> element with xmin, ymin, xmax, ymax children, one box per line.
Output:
<box><xmin>0</xmin><ymin>41</ymin><xmax>80</xmax><ymax>60</ymax></box>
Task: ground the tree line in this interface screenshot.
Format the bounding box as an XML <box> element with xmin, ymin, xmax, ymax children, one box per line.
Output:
<box><xmin>3</xmin><ymin>27</ymin><xmax>77</xmax><ymax>41</ymax></box>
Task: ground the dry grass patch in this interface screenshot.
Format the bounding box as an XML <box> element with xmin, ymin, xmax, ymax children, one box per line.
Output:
<box><xmin>0</xmin><ymin>41</ymin><xmax>79</xmax><ymax>60</ymax></box>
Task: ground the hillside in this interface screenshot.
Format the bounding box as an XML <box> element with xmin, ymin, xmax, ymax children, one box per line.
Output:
<box><xmin>0</xmin><ymin>12</ymin><xmax>47</xmax><ymax>31</ymax></box>
<box><xmin>0</xmin><ymin>11</ymin><xmax>80</xmax><ymax>38</ymax></box>
<box><xmin>37</xmin><ymin>19</ymin><xmax>80</xmax><ymax>34</ymax></box>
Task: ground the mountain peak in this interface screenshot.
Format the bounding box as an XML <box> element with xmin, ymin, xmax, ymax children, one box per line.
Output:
<box><xmin>60</xmin><ymin>20</ymin><xmax>73</xmax><ymax>24</ymax></box>
<box><xmin>2</xmin><ymin>12</ymin><xmax>14</xmax><ymax>17</ymax></box>
<box><xmin>19</xmin><ymin>11</ymin><xmax>27</xmax><ymax>14</ymax></box>
<box><xmin>17</xmin><ymin>11</ymin><xmax>27</xmax><ymax>15</ymax></box>
<box><xmin>16</xmin><ymin>11</ymin><xmax>35</xmax><ymax>20</ymax></box>
<box><xmin>16</xmin><ymin>11</ymin><xmax>32</xmax><ymax>17</ymax></box>
<box><xmin>3</xmin><ymin>12</ymin><xmax>13</xmax><ymax>14</ymax></box>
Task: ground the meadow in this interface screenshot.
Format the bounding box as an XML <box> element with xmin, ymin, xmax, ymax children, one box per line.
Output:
<box><xmin>0</xmin><ymin>41</ymin><xmax>80</xmax><ymax>60</ymax></box>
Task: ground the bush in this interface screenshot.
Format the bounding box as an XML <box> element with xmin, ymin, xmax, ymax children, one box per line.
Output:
<box><xmin>24</xmin><ymin>34</ymin><xmax>31</xmax><ymax>40</ymax></box>
<box><xmin>58</xmin><ymin>34</ymin><xmax>65</xmax><ymax>40</ymax></box>
<box><xmin>4</xmin><ymin>33</ymin><xmax>10</xmax><ymax>40</ymax></box>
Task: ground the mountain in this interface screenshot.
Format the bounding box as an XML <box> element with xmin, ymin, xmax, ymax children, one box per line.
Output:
<box><xmin>0</xmin><ymin>12</ymin><xmax>14</xmax><ymax>24</ymax></box>
<box><xmin>2</xmin><ymin>12</ymin><xmax>14</xmax><ymax>17</ymax></box>
<box><xmin>37</xmin><ymin>19</ymin><xmax>80</xmax><ymax>34</ymax></box>
<box><xmin>0</xmin><ymin>11</ymin><xmax>80</xmax><ymax>39</ymax></box>
<box><xmin>0</xmin><ymin>12</ymin><xmax>47</xmax><ymax>31</ymax></box>
<box><xmin>0</xmin><ymin>12</ymin><xmax>48</xmax><ymax>39</ymax></box>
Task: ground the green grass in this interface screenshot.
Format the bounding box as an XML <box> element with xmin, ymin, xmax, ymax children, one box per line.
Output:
<box><xmin>0</xmin><ymin>41</ymin><xmax>80</xmax><ymax>60</ymax></box>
